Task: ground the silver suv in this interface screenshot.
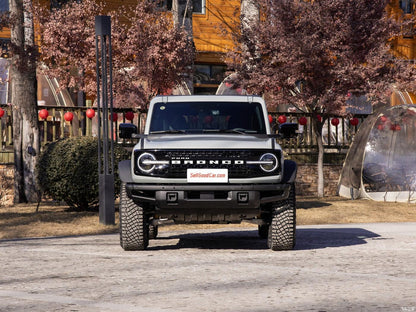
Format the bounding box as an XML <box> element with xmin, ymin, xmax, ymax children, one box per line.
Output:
<box><xmin>118</xmin><ymin>95</ymin><xmax>297</xmax><ymax>251</ymax></box>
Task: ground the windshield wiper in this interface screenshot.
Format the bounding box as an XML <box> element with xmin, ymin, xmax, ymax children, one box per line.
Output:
<box><xmin>149</xmin><ymin>129</ymin><xmax>186</xmax><ymax>134</ymax></box>
<box><xmin>204</xmin><ymin>128</ymin><xmax>258</xmax><ymax>134</ymax></box>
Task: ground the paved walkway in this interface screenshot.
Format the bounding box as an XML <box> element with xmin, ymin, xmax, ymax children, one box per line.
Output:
<box><xmin>0</xmin><ymin>222</ymin><xmax>415</xmax><ymax>312</ymax></box>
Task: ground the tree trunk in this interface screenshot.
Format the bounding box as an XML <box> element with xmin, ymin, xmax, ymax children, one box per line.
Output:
<box><xmin>312</xmin><ymin>117</ymin><xmax>325</xmax><ymax>198</ymax></box>
<box><xmin>241</xmin><ymin>0</ymin><xmax>259</xmax><ymax>31</ymax></box>
<box><xmin>10</xmin><ymin>0</ymin><xmax>40</xmax><ymax>203</ymax></box>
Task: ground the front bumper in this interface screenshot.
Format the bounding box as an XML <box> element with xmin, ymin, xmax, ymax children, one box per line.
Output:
<box><xmin>126</xmin><ymin>183</ymin><xmax>291</xmax><ymax>210</ymax></box>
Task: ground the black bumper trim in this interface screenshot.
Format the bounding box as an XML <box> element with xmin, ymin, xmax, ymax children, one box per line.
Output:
<box><xmin>126</xmin><ymin>183</ymin><xmax>291</xmax><ymax>209</ymax></box>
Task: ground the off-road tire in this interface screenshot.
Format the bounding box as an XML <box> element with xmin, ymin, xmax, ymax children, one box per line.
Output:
<box><xmin>119</xmin><ymin>182</ymin><xmax>149</xmax><ymax>250</ymax></box>
<box><xmin>267</xmin><ymin>184</ymin><xmax>296</xmax><ymax>251</ymax></box>
<box><xmin>149</xmin><ymin>224</ymin><xmax>159</xmax><ymax>239</ymax></box>
<box><xmin>258</xmin><ymin>224</ymin><xmax>269</xmax><ymax>239</ymax></box>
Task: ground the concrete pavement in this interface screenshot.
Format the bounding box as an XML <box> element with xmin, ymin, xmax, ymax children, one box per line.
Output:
<box><xmin>0</xmin><ymin>222</ymin><xmax>415</xmax><ymax>311</ymax></box>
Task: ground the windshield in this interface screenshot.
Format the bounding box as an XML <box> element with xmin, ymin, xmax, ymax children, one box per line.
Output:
<box><xmin>149</xmin><ymin>101</ymin><xmax>266</xmax><ymax>134</ymax></box>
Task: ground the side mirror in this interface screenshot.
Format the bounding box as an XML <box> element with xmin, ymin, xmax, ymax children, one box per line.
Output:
<box><xmin>119</xmin><ymin>123</ymin><xmax>138</xmax><ymax>139</ymax></box>
<box><xmin>278</xmin><ymin>123</ymin><xmax>298</xmax><ymax>139</ymax></box>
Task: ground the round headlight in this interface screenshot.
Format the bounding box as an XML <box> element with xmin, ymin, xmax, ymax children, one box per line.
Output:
<box><xmin>259</xmin><ymin>153</ymin><xmax>278</xmax><ymax>172</ymax></box>
<box><xmin>137</xmin><ymin>153</ymin><xmax>156</xmax><ymax>173</ymax></box>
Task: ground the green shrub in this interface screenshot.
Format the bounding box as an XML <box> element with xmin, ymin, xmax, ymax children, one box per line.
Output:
<box><xmin>36</xmin><ymin>136</ymin><xmax>130</xmax><ymax>210</ymax></box>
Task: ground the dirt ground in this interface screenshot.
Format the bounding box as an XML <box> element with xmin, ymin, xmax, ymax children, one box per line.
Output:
<box><xmin>0</xmin><ymin>196</ymin><xmax>415</xmax><ymax>240</ymax></box>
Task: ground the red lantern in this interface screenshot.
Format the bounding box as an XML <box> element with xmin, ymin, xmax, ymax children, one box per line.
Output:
<box><xmin>391</xmin><ymin>124</ymin><xmax>401</xmax><ymax>131</ymax></box>
<box><xmin>277</xmin><ymin>115</ymin><xmax>287</xmax><ymax>124</ymax></box>
<box><xmin>331</xmin><ymin>118</ymin><xmax>340</xmax><ymax>126</ymax></box>
<box><xmin>268</xmin><ymin>114</ymin><xmax>273</xmax><ymax>123</ymax></box>
<box><xmin>64</xmin><ymin>112</ymin><xmax>74</xmax><ymax>122</ymax></box>
<box><xmin>377</xmin><ymin>124</ymin><xmax>384</xmax><ymax>131</ymax></box>
<box><xmin>298</xmin><ymin>116</ymin><xmax>307</xmax><ymax>126</ymax></box>
<box><xmin>39</xmin><ymin>109</ymin><xmax>49</xmax><ymax>120</ymax></box>
<box><xmin>380</xmin><ymin>115</ymin><xmax>387</xmax><ymax>123</ymax></box>
<box><xmin>0</xmin><ymin>108</ymin><xmax>4</xmax><ymax>118</ymax></box>
<box><xmin>125</xmin><ymin>111</ymin><xmax>135</xmax><ymax>121</ymax></box>
<box><xmin>86</xmin><ymin>108</ymin><xmax>95</xmax><ymax>119</ymax></box>
<box><xmin>350</xmin><ymin>117</ymin><xmax>359</xmax><ymax>126</ymax></box>
<box><xmin>110</xmin><ymin>112</ymin><xmax>118</xmax><ymax>122</ymax></box>
<box><xmin>316</xmin><ymin>114</ymin><xmax>322</xmax><ymax>122</ymax></box>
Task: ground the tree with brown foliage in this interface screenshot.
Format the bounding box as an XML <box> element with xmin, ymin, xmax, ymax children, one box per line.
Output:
<box><xmin>228</xmin><ymin>0</ymin><xmax>416</xmax><ymax>197</ymax></box>
<box><xmin>35</xmin><ymin>0</ymin><xmax>194</xmax><ymax>109</ymax></box>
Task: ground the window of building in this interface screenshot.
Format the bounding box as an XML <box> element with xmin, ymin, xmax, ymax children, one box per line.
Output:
<box><xmin>0</xmin><ymin>39</ymin><xmax>10</xmax><ymax>58</ymax></box>
<box><xmin>0</xmin><ymin>58</ymin><xmax>9</xmax><ymax>104</ymax></box>
<box><xmin>194</xmin><ymin>64</ymin><xmax>226</xmax><ymax>85</ymax></box>
<box><xmin>193</xmin><ymin>64</ymin><xmax>226</xmax><ymax>95</ymax></box>
<box><xmin>400</xmin><ymin>0</ymin><xmax>414</xmax><ymax>14</ymax></box>
<box><xmin>193</xmin><ymin>0</ymin><xmax>205</xmax><ymax>14</ymax></box>
<box><xmin>157</xmin><ymin>0</ymin><xmax>205</xmax><ymax>14</ymax></box>
<box><xmin>50</xmin><ymin>0</ymin><xmax>81</xmax><ymax>10</ymax></box>
<box><xmin>0</xmin><ymin>0</ymin><xmax>8</xmax><ymax>12</ymax></box>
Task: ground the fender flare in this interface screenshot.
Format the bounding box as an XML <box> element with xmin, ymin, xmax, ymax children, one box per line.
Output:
<box><xmin>118</xmin><ymin>160</ymin><xmax>134</xmax><ymax>183</ymax></box>
<box><xmin>282</xmin><ymin>160</ymin><xmax>297</xmax><ymax>184</ymax></box>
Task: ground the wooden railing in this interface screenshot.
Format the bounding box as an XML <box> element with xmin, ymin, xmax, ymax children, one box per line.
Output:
<box><xmin>0</xmin><ymin>102</ymin><xmax>147</xmax><ymax>163</ymax></box>
<box><xmin>269</xmin><ymin>112</ymin><xmax>367</xmax><ymax>155</ymax></box>
<box><xmin>0</xmin><ymin>103</ymin><xmax>369</xmax><ymax>163</ymax></box>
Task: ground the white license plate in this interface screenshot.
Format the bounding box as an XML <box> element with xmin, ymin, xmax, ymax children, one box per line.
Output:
<box><xmin>187</xmin><ymin>168</ymin><xmax>228</xmax><ymax>183</ymax></box>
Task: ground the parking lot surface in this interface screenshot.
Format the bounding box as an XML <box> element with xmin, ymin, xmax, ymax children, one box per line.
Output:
<box><xmin>0</xmin><ymin>222</ymin><xmax>415</xmax><ymax>312</ymax></box>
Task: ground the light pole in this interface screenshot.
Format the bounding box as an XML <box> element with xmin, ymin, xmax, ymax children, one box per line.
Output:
<box><xmin>95</xmin><ymin>16</ymin><xmax>115</xmax><ymax>225</ymax></box>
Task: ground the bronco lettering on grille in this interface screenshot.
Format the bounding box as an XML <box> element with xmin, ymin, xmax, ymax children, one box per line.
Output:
<box><xmin>171</xmin><ymin>160</ymin><xmax>245</xmax><ymax>165</ymax></box>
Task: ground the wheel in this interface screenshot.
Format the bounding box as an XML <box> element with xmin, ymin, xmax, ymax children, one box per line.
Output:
<box><xmin>119</xmin><ymin>182</ymin><xmax>149</xmax><ymax>250</ymax></box>
<box><xmin>267</xmin><ymin>184</ymin><xmax>296</xmax><ymax>251</ymax></box>
<box><xmin>149</xmin><ymin>224</ymin><xmax>159</xmax><ymax>239</ymax></box>
<box><xmin>258</xmin><ymin>224</ymin><xmax>269</xmax><ymax>239</ymax></box>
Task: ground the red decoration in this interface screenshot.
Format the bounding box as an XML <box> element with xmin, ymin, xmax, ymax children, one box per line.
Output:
<box><xmin>298</xmin><ymin>116</ymin><xmax>307</xmax><ymax>125</ymax></box>
<box><xmin>316</xmin><ymin>114</ymin><xmax>322</xmax><ymax>122</ymax></box>
<box><xmin>110</xmin><ymin>112</ymin><xmax>118</xmax><ymax>122</ymax></box>
<box><xmin>125</xmin><ymin>111</ymin><xmax>135</xmax><ymax>121</ymax></box>
<box><xmin>86</xmin><ymin>108</ymin><xmax>95</xmax><ymax>119</ymax></box>
<box><xmin>377</xmin><ymin>124</ymin><xmax>384</xmax><ymax>131</ymax></box>
<box><xmin>331</xmin><ymin>118</ymin><xmax>340</xmax><ymax>126</ymax></box>
<box><xmin>277</xmin><ymin>115</ymin><xmax>287</xmax><ymax>124</ymax></box>
<box><xmin>204</xmin><ymin>115</ymin><xmax>213</xmax><ymax>124</ymax></box>
<box><xmin>64</xmin><ymin>112</ymin><xmax>74</xmax><ymax>122</ymax></box>
<box><xmin>39</xmin><ymin>109</ymin><xmax>49</xmax><ymax>120</ymax></box>
<box><xmin>349</xmin><ymin>117</ymin><xmax>359</xmax><ymax>126</ymax></box>
<box><xmin>380</xmin><ymin>115</ymin><xmax>388</xmax><ymax>123</ymax></box>
<box><xmin>0</xmin><ymin>108</ymin><xmax>4</xmax><ymax>118</ymax></box>
<box><xmin>391</xmin><ymin>124</ymin><xmax>401</xmax><ymax>131</ymax></box>
<box><xmin>268</xmin><ymin>114</ymin><xmax>273</xmax><ymax>123</ymax></box>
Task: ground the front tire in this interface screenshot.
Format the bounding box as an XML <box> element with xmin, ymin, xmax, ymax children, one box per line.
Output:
<box><xmin>119</xmin><ymin>183</ymin><xmax>149</xmax><ymax>250</ymax></box>
<box><xmin>267</xmin><ymin>184</ymin><xmax>296</xmax><ymax>251</ymax></box>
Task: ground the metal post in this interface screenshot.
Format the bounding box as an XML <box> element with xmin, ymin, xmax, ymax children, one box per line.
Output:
<box><xmin>95</xmin><ymin>16</ymin><xmax>115</xmax><ymax>225</ymax></box>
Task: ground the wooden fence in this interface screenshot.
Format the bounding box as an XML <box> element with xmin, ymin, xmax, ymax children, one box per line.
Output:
<box><xmin>0</xmin><ymin>102</ymin><xmax>368</xmax><ymax>164</ymax></box>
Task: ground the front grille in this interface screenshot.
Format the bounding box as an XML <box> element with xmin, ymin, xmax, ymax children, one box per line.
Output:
<box><xmin>134</xmin><ymin>149</ymin><xmax>281</xmax><ymax>178</ymax></box>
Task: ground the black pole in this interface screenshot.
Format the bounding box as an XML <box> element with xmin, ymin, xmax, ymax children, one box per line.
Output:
<box><xmin>95</xmin><ymin>15</ymin><xmax>115</xmax><ymax>225</ymax></box>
